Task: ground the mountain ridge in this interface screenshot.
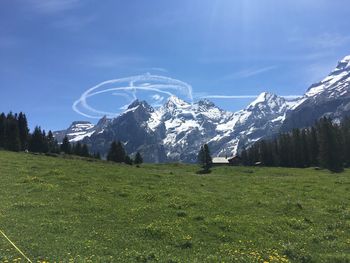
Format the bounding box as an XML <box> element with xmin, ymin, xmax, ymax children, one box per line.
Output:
<box><xmin>55</xmin><ymin>91</ymin><xmax>294</xmax><ymax>162</ymax></box>
<box><xmin>54</xmin><ymin>55</ymin><xmax>350</xmax><ymax>162</ymax></box>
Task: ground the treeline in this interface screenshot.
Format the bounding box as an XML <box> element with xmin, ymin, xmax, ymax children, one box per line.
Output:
<box><xmin>60</xmin><ymin>136</ymin><xmax>100</xmax><ymax>159</ymax></box>
<box><xmin>239</xmin><ymin>117</ymin><xmax>348</xmax><ymax>172</ymax></box>
<box><xmin>107</xmin><ymin>141</ymin><xmax>143</xmax><ymax>165</ymax></box>
<box><xmin>0</xmin><ymin>111</ymin><xmax>98</xmax><ymax>159</ymax></box>
<box><xmin>0</xmin><ymin>111</ymin><xmax>144</xmax><ymax>164</ymax></box>
<box><xmin>0</xmin><ymin>112</ymin><xmax>29</xmax><ymax>151</ymax></box>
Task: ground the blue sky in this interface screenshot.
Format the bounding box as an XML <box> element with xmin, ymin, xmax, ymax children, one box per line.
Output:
<box><xmin>1</xmin><ymin>0</ymin><xmax>350</xmax><ymax>130</ymax></box>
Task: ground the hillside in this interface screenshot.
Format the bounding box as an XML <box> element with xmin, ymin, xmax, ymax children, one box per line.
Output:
<box><xmin>0</xmin><ymin>151</ymin><xmax>349</xmax><ymax>262</ymax></box>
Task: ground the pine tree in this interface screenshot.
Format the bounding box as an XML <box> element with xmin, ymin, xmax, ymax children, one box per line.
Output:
<box><xmin>198</xmin><ymin>144</ymin><xmax>212</xmax><ymax>172</ymax></box>
<box><xmin>107</xmin><ymin>141</ymin><xmax>118</xmax><ymax>162</ymax></box>
<box><xmin>41</xmin><ymin>130</ymin><xmax>49</xmax><ymax>153</ymax></box>
<box><xmin>60</xmin><ymin>136</ymin><xmax>71</xmax><ymax>154</ymax></box>
<box><xmin>240</xmin><ymin>148</ymin><xmax>249</xmax><ymax>165</ymax></box>
<box><xmin>125</xmin><ymin>155</ymin><xmax>133</xmax><ymax>165</ymax></box>
<box><xmin>5</xmin><ymin>112</ymin><xmax>21</xmax><ymax>152</ymax></box>
<box><xmin>197</xmin><ymin>146</ymin><xmax>204</xmax><ymax>165</ymax></box>
<box><xmin>18</xmin><ymin>112</ymin><xmax>29</xmax><ymax>150</ymax></box>
<box><xmin>107</xmin><ymin>141</ymin><xmax>126</xmax><ymax>163</ymax></box>
<box><xmin>29</xmin><ymin>126</ymin><xmax>44</xmax><ymax>152</ymax></box>
<box><xmin>309</xmin><ymin>126</ymin><xmax>319</xmax><ymax>166</ymax></box>
<box><xmin>340</xmin><ymin>117</ymin><xmax>350</xmax><ymax>167</ymax></box>
<box><xmin>47</xmin><ymin>131</ymin><xmax>59</xmax><ymax>153</ymax></box>
<box><xmin>81</xmin><ymin>144</ymin><xmax>90</xmax><ymax>157</ymax></box>
<box><xmin>93</xmin><ymin>152</ymin><xmax>101</xmax><ymax>160</ymax></box>
<box><xmin>0</xmin><ymin>113</ymin><xmax>6</xmax><ymax>148</ymax></box>
<box><xmin>301</xmin><ymin>129</ymin><xmax>310</xmax><ymax>167</ymax></box>
<box><xmin>115</xmin><ymin>141</ymin><xmax>126</xmax><ymax>163</ymax></box>
<box><xmin>318</xmin><ymin>117</ymin><xmax>343</xmax><ymax>172</ymax></box>
<box><xmin>134</xmin><ymin>151</ymin><xmax>143</xmax><ymax>164</ymax></box>
<box><xmin>74</xmin><ymin>142</ymin><xmax>82</xmax><ymax>156</ymax></box>
<box><xmin>292</xmin><ymin>129</ymin><xmax>304</xmax><ymax>167</ymax></box>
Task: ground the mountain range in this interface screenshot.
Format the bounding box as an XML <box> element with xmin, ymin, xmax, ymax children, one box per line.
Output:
<box><xmin>54</xmin><ymin>55</ymin><xmax>350</xmax><ymax>162</ymax></box>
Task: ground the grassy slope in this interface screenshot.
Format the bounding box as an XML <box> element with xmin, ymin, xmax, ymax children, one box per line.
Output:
<box><xmin>0</xmin><ymin>151</ymin><xmax>349</xmax><ymax>263</ymax></box>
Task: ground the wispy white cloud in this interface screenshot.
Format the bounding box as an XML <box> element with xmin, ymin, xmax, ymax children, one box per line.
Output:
<box><xmin>149</xmin><ymin>67</ymin><xmax>168</xmax><ymax>73</ymax></box>
<box><xmin>136</xmin><ymin>67</ymin><xmax>169</xmax><ymax>73</ymax></box>
<box><xmin>73</xmin><ymin>74</ymin><xmax>193</xmax><ymax>118</ymax></box>
<box><xmin>152</xmin><ymin>94</ymin><xmax>165</xmax><ymax>101</ymax></box>
<box><xmin>222</xmin><ymin>66</ymin><xmax>277</xmax><ymax>80</ymax></box>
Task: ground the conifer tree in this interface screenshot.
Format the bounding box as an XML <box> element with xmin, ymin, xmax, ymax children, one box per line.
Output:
<box><xmin>5</xmin><ymin>112</ymin><xmax>21</xmax><ymax>152</ymax></box>
<box><xmin>60</xmin><ymin>136</ymin><xmax>71</xmax><ymax>154</ymax></box>
<box><xmin>134</xmin><ymin>151</ymin><xmax>143</xmax><ymax>164</ymax></box>
<box><xmin>93</xmin><ymin>152</ymin><xmax>101</xmax><ymax>160</ymax></box>
<box><xmin>18</xmin><ymin>112</ymin><xmax>29</xmax><ymax>150</ymax></box>
<box><xmin>240</xmin><ymin>148</ymin><xmax>249</xmax><ymax>165</ymax></box>
<box><xmin>107</xmin><ymin>141</ymin><xmax>126</xmax><ymax>163</ymax></box>
<box><xmin>107</xmin><ymin>141</ymin><xmax>118</xmax><ymax>162</ymax></box>
<box><xmin>81</xmin><ymin>144</ymin><xmax>90</xmax><ymax>157</ymax></box>
<box><xmin>125</xmin><ymin>155</ymin><xmax>133</xmax><ymax>165</ymax></box>
<box><xmin>0</xmin><ymin>113</ymin><xmax>6</xmax><ymax>148</ymax></box>
<box><xmin>29</xmin><ymin>126</ymin><xmax>44</xmax><ymax>152</ymax></box>
<box><xmin>308</xmin><ymin>126</ymin><xmax>319</xmax><ymax>166</ymax></box>
<box><xmin>318</xmin><ymin>117</ymin><xmax>343</xmax><ymax>172</ymax></box>
<box><xmin>47</xmin><ymin>131</ymin><xmax>59</xmax><ymax>153</ymax></box>
<box><xmin>301</xmin><ymin>129</ymin><xmax>310</xmax><ymax>167</ymax></box>
<box><xmin>41</xmin><ymin>130</ymin><xmax>49</xmax><ymax>153</ymax></box>
<box><xmin>115</xmin><ymin>141</ymin><xmax>126</xmax><ymax>163</ymax></box>
<box><xmin>198</xmin><ymin>144</ymin><xmax>212</xmax><ymax>172</ymax></box>
<box><xmin>74</xmin><ymin>142</ymin><xmax>82</xmax><ymax>156</ymax></box>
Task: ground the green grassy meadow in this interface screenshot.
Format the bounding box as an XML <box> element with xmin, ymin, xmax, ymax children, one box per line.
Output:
<box><xmin>0</xmin><ymin>151</ymin><xmax>349</xmax><ymax>262</ymax></box>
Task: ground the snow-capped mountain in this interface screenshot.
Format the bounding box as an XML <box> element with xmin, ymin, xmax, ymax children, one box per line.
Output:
<box><xmin>207</xmin><ymin>92</ymin><xmax>298</xmax><ymax>157</ymax></box>
<box><xmin>53</xmin><ymin>121</ymin><xmax>96</xmax><ymax>142</ymax></box>
<box><xmin>53</xmin><ymin>117</ymin><xmax>111</xmax><ymax>143</ymax></box>
<box><xmin>55</xmin><ymin>92</ymin><xmax>294</xmax><ymax>162</ymax></box>
<box><xmin>55</xmin><ymin>54</ymin><xmax>350</xmax><ymax>162</ymax></box>
<box><xmin>282</xmin><ymin>55</ymin><xmax>350</xmax><ymax>131</ymax></box>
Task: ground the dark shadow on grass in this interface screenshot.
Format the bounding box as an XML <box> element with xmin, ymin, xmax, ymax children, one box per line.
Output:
<box><xmin>196</xmin><ymin>169</ymin><xmax>212</xmax><ymax>175</ymax></box>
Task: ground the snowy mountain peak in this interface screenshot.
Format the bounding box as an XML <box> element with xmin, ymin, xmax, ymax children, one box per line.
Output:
<box><xmin>70</xmin><ymin>121</ymin><xmax>92</xmax><ymax>126</ymax></box>
<box><xmin>125</xmin><ymin>99</ymin><xmax>153</xmax><ymax>113</ymax></box>
<box><xmin>305</xmin><ymin>54</ymin><xmax>350</xmax><ymax>98</ymax></box>
<box><xmin>53</xmin><ymin>121</ymin><xmax>96</xmax><ymax>143</ymax></box>
<box><xmin>248</xmin><ymin>92</ymin><xmax>273</xmax><ymax>107</ymax></box>
<box><xmin>333</xmin><ymin>55</ymin><xmax>350</xmax><ymax>72</ymax></box>
<box><xmin>196</xmin><ymin>99</ymin><xmax>216</xmax><ymax>108</ymax></box>
<box><xmin>54</xmin><ymin>54</ymin><xmax>350</xmax><ymax>163</ymax></box>
<box><xmin>247</xmin><ymin>92</ymin><xmax>286</xmax><ymax>111</ymax></box>
<box><xmin>165</xmin><ymin>95</ymin><xmax>191</xmax><ymax>109</ymax></box>
<box><xmin>69</xmin><ymin>121</ymin><xmax>95</xmax><ymax>130</ymax></box>
<box><xmin>127</xmin><ymin>99</ymin><xmax>148</xmax><ymax>108</ymax></box>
